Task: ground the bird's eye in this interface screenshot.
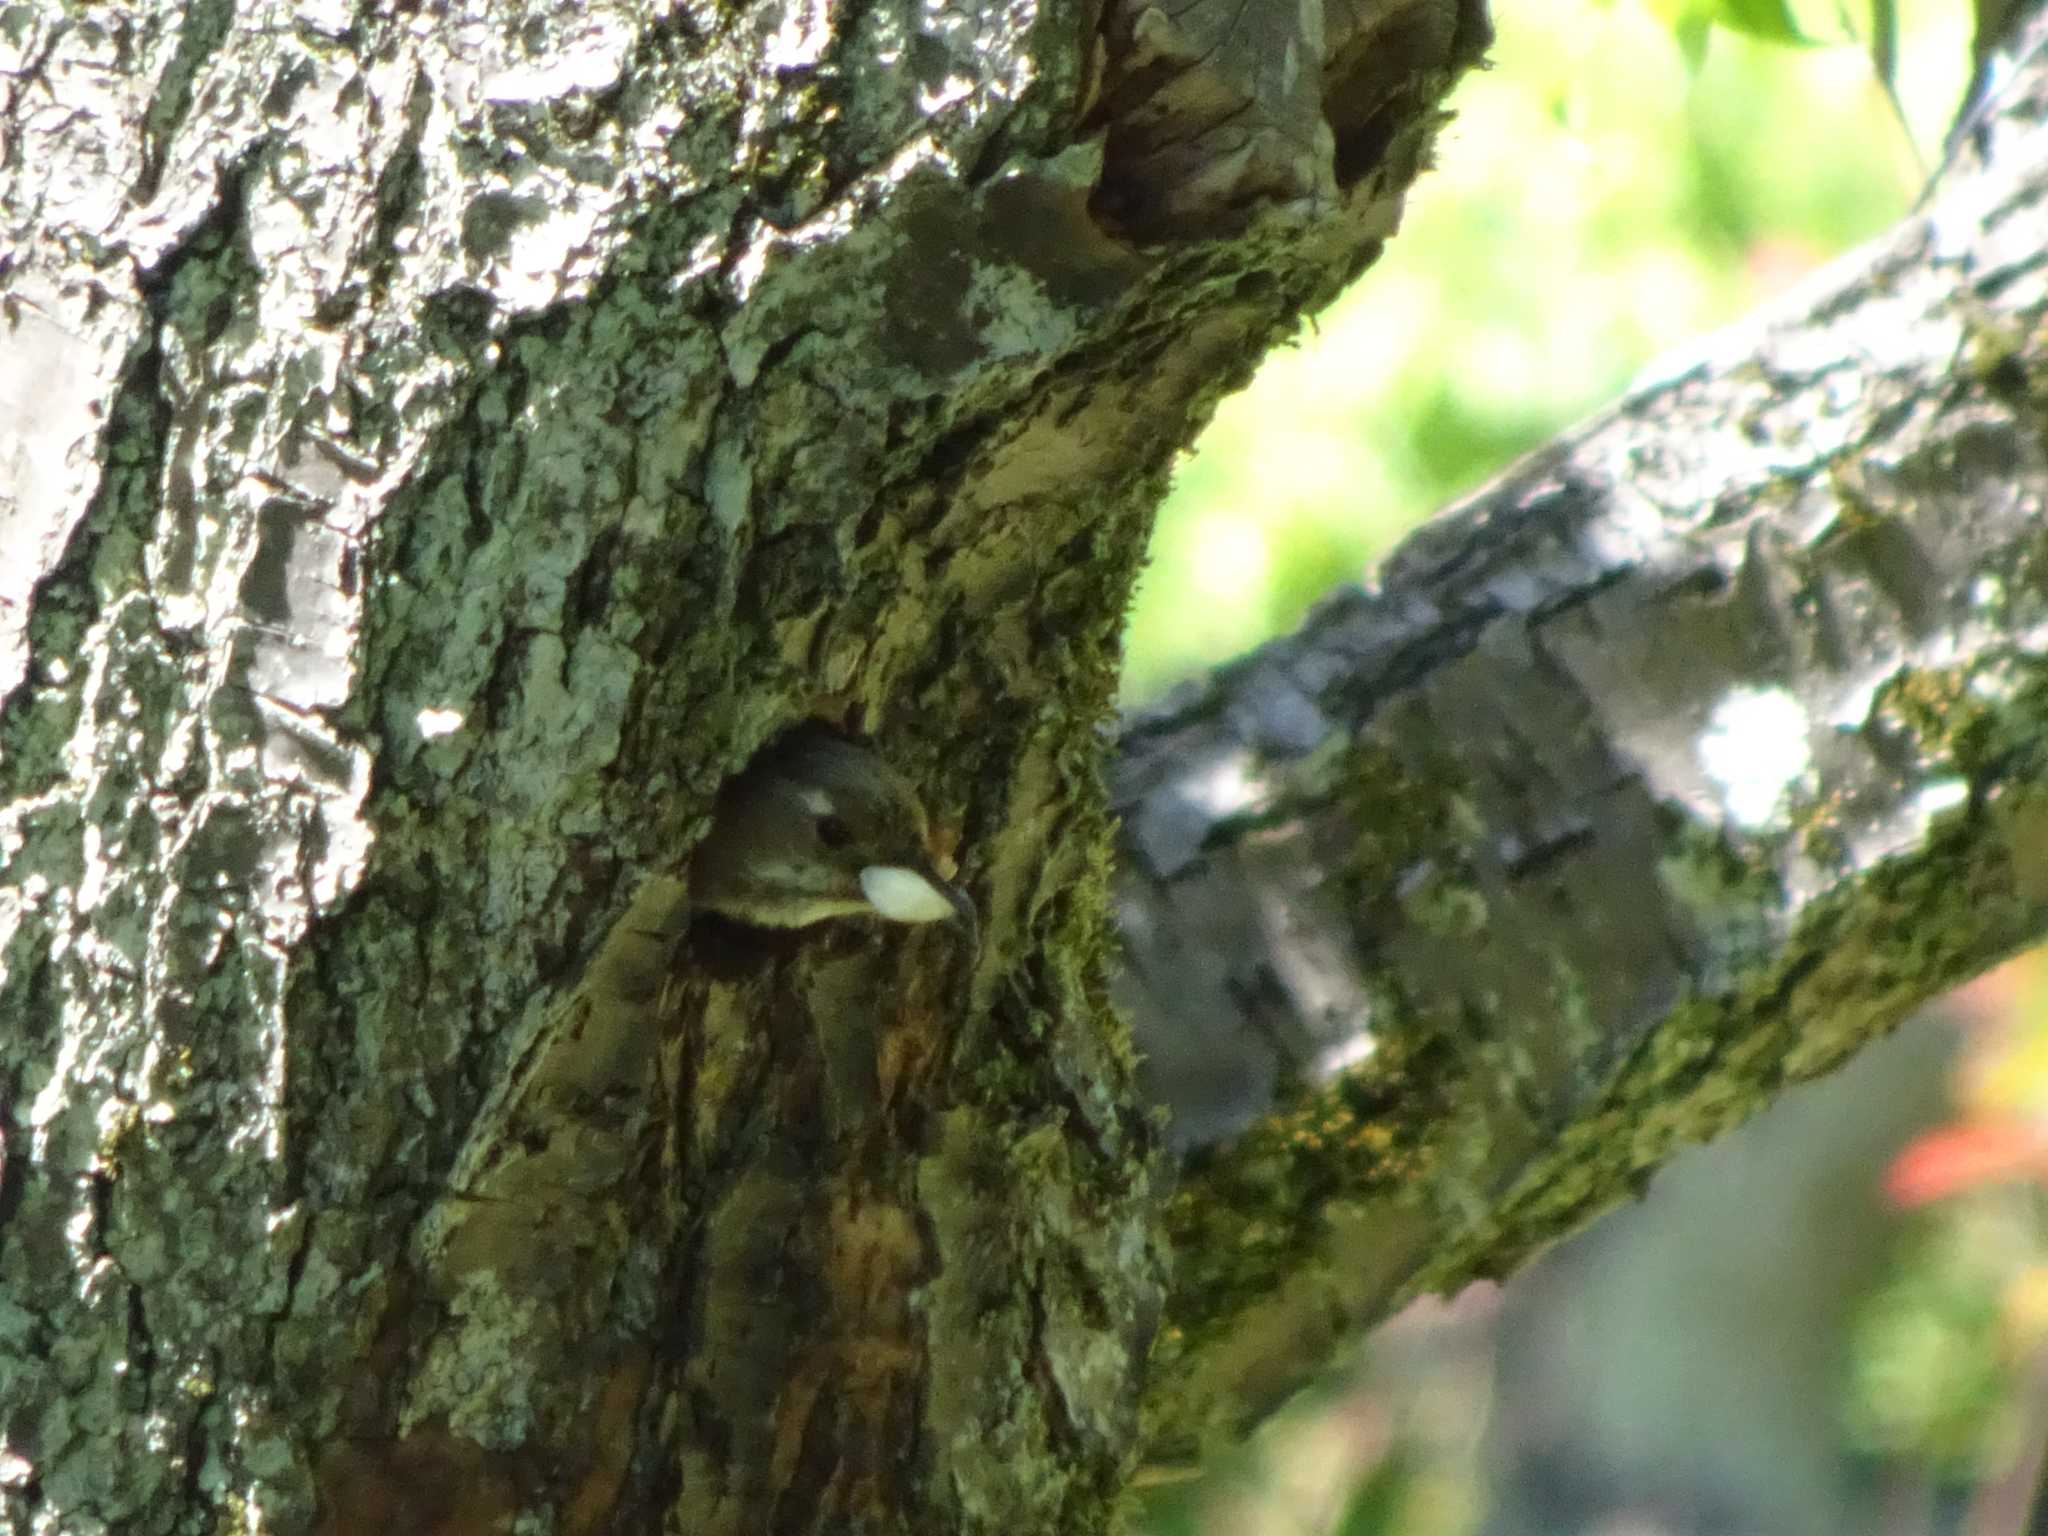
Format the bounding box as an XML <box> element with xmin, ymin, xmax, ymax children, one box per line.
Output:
<box><xmin>816</xmin><ymin>814</ymin><xmax>853</xmax><ymax>850</ymax></box>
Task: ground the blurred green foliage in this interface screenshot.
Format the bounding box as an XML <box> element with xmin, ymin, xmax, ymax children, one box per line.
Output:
<box><xmin>1840</xmin><ymin>948</ymin><xmax>2048</xmax><ymax>1494</ymax></box>
<box><xmin>1119</xmin><ymin>0</ymin><xmax>1970</xmax><ymax>703</ymax></box>
<box><xmin>1844</xmin><ymin>1203</ymin><xmax>2029</xmax><ymax>1476</ymax></box>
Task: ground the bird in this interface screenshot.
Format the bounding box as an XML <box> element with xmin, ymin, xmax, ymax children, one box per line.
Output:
<box><xmin>688</xmin><ymin>722</ymin><xmax>976</xmax><ymax>934</ymax></box>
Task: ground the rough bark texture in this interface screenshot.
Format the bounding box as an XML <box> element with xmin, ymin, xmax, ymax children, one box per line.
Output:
<box><xmin>0</xmin><ymin>0</ymin><xmax>1483</xmax><ymax>1533</ymax></box>
<box><xmin>1120</xmin><ymin>25</ymin><xmax>2048</xmax><ymax>1468</ymax></box>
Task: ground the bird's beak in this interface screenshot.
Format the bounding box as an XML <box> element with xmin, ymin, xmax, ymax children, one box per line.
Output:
<box><xmin>859</xmin><ymin>864</ymin><xmax>978</xmax><ymax>936</ymax></box>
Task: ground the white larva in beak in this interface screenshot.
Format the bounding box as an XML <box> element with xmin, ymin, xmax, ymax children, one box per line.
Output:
<box><xmin>859</xmin><ymin>865</ymin><xmax>972</xmax><ymax>926</ymax></box>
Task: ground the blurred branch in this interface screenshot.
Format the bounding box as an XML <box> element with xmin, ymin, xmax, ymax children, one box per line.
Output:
<box><xmin>1121</xmin><ymin>14</ymin><xmax>2048</xmax><ymax>1468</ymax></box>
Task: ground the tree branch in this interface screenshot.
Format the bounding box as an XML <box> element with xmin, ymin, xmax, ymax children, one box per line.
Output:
<box><xmin>1122</xmin><ymin>17</ymin><xmax>2048</xmax><ymax>1468</ymax></box>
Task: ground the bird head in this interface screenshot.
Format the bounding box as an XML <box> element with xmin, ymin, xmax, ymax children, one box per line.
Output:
<box><xmin>689</xmin><ymin>724</ymin><xmax>976</xmax><ymax>934</ymax></box>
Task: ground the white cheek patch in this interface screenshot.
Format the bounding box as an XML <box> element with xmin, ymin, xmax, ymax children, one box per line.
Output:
<box><xmin>859</xmin><ymin>865</ymin><xmax>959</xmax><ymax>924</ymax></box>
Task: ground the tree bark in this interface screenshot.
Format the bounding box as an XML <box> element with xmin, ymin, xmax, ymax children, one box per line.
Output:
<box><xmin>0</xmin><ymin>0</ymin><xmax>1481</xmax><ymax>1531</ymax></box>
<box><xmin>1123</xmin><ymin>21</ymin><xmax>2048</xmax><ymax>1468</ymax></box>
<box><xmin>7</xmin><ymin>0</ymin><xmax>2048</xmax><ymax>1532</ymax></box>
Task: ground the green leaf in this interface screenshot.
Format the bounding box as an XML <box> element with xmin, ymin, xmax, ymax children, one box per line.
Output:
<box><xmin>1971</xmin><ymin>0</ymin><xmax>2022</xmax><ymax>69</ymax></box>
<box><xmin>1864</xmin><ymin>0</ymin><xmax>1921</xmax><ymax>172</ymax></box>
<box><xmin>1674</xmin><ymin>9</ymin><xmax>1714</xmax><ymax>68</ymax></box>
<box><xmin>1710</xmin><ymin>0</ymin><xmax>1811</xmax><ymax>44</ymax></box>
<box><xmin>1868</xmin><ymin>0</ymin><xmax>1897</xmax><ymax>88</ymax></box>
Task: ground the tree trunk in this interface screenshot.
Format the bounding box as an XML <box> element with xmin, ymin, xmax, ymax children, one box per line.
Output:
<box><xmin>0</xmin><ymin>0</ymin><xmax>1482</xmax><ymax>1530</ymax></box>
<box><xmin>4</xmin><ymin>1</ymin><xmax>2046</xmax><ymax>1533</ymax></box>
